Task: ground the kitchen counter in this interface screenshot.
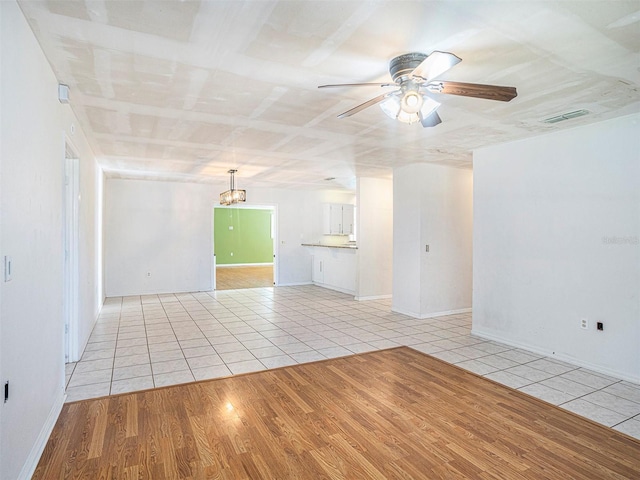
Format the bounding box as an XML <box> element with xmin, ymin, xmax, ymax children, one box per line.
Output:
<box><xmin>301</xmin><ymin>243</ymin><xmax>357</xmax><ymax>249</ymax></box>
<box><xmin>302</xmin><ymin>244</ymin><xmax>357</xmax><ymax>295</ymax></box>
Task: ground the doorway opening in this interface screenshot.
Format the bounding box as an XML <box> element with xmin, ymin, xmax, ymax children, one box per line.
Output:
<box><xmin>213</xmin><ymin>205</ymin><xmax>276</xmax><ymax>290</ymax></box>
<box><xmin>63</xmin><ymin>144</ymin><xmax>80</xmax><ymax>362</ymax></box>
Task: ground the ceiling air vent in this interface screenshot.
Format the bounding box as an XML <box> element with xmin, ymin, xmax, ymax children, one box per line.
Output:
<box><xmin>542</xmin><ymin>109</ymin><xmax>590</xmax><ymax>124</ymax></box>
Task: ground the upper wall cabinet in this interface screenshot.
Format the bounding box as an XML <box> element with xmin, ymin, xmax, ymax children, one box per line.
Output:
<box><xmin>323</xmin><ymin>203</ymin><xmax>355</xmax><ymax>235</ymax></box>
<box><xmin>342</xmin><ymin>204</ymin><xmax>354</xmax><ymax>235</ymax></box>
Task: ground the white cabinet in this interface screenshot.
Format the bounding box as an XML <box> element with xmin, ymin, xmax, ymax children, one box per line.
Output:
<box><xmin>323</xmin><ymin>203</ymin><xmax>355</xmax><ymax>235</ymax></box>
<box><xmin>329</xmin><ymin>205</ymin><xmax>342</xmax><ymax>234</ymax></box>
<box><xmin>342</xmin><ymin>204</ymin><xmax>354</xmax><ymax>235</ymax></box>
<box><xmin>311</xmin><ymin>255</ymin><xmax>324</xmax><ymax>284</ymax></box>
<box><xmin>309</xmin><ymin>247</ymin><xmax>356</xmax><ymax>295</ymax></box>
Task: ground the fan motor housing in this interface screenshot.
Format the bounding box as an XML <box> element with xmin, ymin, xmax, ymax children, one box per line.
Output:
<box><xmin>389</xmin><ymin>52</ymin><xmax>428</xmax><ymax>82</ymax></box>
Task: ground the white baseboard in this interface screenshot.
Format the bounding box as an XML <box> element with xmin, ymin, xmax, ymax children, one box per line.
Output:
<box><xmin>18</xmin><ymin>392</ymin><xmax>66</xmax><ymax>480</ymax></box>
<box><xmin>391</xmin><ymin>306</ymin><xmax>472</xmax><ymax>319</ymax></box>
<box><xmin>472</xmin><ymin>328</ymin><xmax>640</xmax><ymax>384</ymax></box>
<box><xmin>277</xmin><ymin>281</ymin><xmax>313</xmax><ymax>287</ymax></box>
<box><xmin>311</xmin><ymin>282</ymin><xmax>355</xmax><ymax>296</ymax></box>
<box><xmin>355</xmin><ymin>294</ymin><xmax>392</xmax><ymax>301</ymax></box>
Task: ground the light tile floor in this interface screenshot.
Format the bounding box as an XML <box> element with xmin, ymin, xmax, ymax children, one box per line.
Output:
<box><xmin>66</xmin><ymin>285</ymin><xmax>640</xmax><ymax>440</ymax></box>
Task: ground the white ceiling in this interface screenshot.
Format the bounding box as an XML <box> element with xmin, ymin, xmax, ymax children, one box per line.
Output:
<box><xmin>18</xmin><ymin>1</ymin><xmax>640</xmax><ymax>190</ymax></box>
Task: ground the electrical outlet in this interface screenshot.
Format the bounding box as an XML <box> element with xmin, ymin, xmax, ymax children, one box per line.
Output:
<box><xmin>580</xmin><ymin>318</ymin><xmax>588</xmax><ymax>329</ymax></box>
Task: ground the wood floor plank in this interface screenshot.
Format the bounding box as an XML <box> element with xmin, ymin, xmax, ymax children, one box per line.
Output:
<box><xmin>215</xmin><ymin>266</ymin><xmax>273</xmax><ymax>290</ymax></box>
<box><xmin>34</xmin><ymin>347</ymin><xmax>640</xmax><ymax>479</ymax></box>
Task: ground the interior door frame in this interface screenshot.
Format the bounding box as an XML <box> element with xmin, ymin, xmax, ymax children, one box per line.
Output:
<box><xmin>212</xmin><ymin>203</ymin><xmax>278</xmax><ymax>289</ymax></box>
<box><xmin>63</xmin><ymin>142</ymin><xmax>80</xmax><ymax>363</ymax></box>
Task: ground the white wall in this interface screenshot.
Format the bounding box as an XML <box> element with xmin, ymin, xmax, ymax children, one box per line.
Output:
<box><xmin>392</xmin><ymin>168</ymin><xmax>422</xmax><ymax>315</ymax></box>
<box><xmin>0</xmin><ymin>2</ymin><xmax>101</xmax><ymax>478</ymax></box>
<box><xmin>393</xmin><ymin>163</ymin><xmax>473</xmax><ymax>318</ymax></box>
<box><xmin>105</xmin><ymin>180</ymin><xmax>214</xmax><ymax>296</ymax></box>
<box><xmin>473</xmin><ymin>114</ymin><xmax>640</xmax><ymax>382</ymax></box>
<box><xmin>356</xmin><ymin>177</ymin><xmax>393</xmax><ymax>300</ymax></box>
<box><xmin>104</xmin><ymin>178</ymin><xmax>353</xmax><ymax>296</ymax></box>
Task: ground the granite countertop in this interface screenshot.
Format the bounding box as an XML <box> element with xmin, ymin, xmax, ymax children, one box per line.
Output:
<box><xmin>301</xmin><ymin>243</ymin><xmax>358</xmax><ymax>249</ymax></box>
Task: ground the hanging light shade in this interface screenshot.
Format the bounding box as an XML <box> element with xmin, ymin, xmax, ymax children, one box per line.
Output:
<box><xmin>380</xmin><ymin>91</ymin><xmax>440</xmax><ymax>125</ymax></box>
<box><xmin>380</xmin><ymin>94</ymin><xmax>401</xmax><ymax>120</ymax></box>
<box><xmin>219</xmin><ymin>169</ymin><xmax>246</xmax><ymax>206</ymax></box>
<box><xmin>400</xmin><ymin>90</ymin><xmax>423</xmax><ymax>114</ymax></box>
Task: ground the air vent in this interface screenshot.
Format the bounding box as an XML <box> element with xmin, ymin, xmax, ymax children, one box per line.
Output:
<box><xmin>542</xmin><ymin>109</ymin><xmax>590</xmax><ymax>124</ymax></box>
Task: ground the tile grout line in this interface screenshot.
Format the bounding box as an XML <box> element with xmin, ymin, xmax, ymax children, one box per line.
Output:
<box><xmin>65</xmin><ymin>286</ymin><xmax>640</xmax><ymax>438</ymax></box>
<box><xmin>107</xmin><ymin>296</ymin><xmax>124</xmax><ymax>396</ymax></box>
<box><xmin>142</xmin><ymin>294</ymin><xmax>157</xmax><ymax>391</ymax></box>
<box><xmin>157</xmin><ymin>294</ymin><xmax>194</xmax><ymax>384</ymax></box>
<box><xmin>187</xmin><ymin>293</ymin><xmax>247</xmax><ymax>377</ymax></box>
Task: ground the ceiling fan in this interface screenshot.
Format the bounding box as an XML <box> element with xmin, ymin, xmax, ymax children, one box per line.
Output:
<box><xmin>318</xmin><ymin>51</ymin><xmax>517</xmax><ymax>127</ymax></box>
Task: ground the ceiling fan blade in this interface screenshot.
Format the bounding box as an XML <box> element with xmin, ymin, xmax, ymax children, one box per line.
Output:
<box><xmin>430</xmin><ymin>81</ymin><xmax>517</xmax><ymax>102</ymax></box>
<box><xmin>411</xmin><ymin>51</ymin><xmax>462</xmax><ymax>82</ymax></box>
<box><xmin>420</xmin><ymin>110</ymin><xmax>442</xmax><ymax>128</ymax></box>
<box><xmin>337</xmin><ymin>92</ymin><xmax>393</xmax><ymax>118</ymax></box>
<box><xmin>318</xmin><ymin>82</ymin><xmax>395</xmax><ymax>88</ymax></box>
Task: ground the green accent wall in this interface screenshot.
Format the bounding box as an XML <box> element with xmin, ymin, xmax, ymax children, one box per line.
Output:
<box><xmin>214</xmin><ymin>208</ymin><xmax>273</xmax><ymax>265</ymax></box>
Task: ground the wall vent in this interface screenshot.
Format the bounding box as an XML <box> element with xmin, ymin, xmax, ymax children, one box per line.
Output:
<box><xmin>542</xmin><ymin>109</ymin><xmax>590</xmax><ymax>124</ymax></box>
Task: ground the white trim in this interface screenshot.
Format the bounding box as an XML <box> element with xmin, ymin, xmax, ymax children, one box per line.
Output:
<box><xmin>214</xmin><ymin>203</ymin><xmax>275</xmax><ymax>211</ymax></box>
<box><xmin>311</xmin><ymin>282</ymin><xmax>355</xmax><ymax>296</ymax></box>
<box><xmin>391</xmin><ymin>307</ymin><xmax>472</xmax><ymax>319</ymax></box>
<box><xmin>355</xmin><ymin>294</ymin><xmax>392</xmax><ymax>301</ymax></box>
<box><xmin>471</xmin><ymin>328</ymin><xmax>640</xmax><ymax>383</ymax></box>
<box><xmin>216</xmin><ymin>263</ymin><xmax>274</xmax><ymax>268</ymax></box>
<box><xmin>18</xmin><ymin>393</ymin><xmax>66</xmax><ymax>480</ymax></box>
<box><xmin>211</xmin><ymin>253</ymin><xmax>216</xmax><ymax>290</ymax></box>
<box><xmin>271</xmin><ymin>206</ymin><xmax>278</xmax><ymax>287</ymax></box>
<box><xmin>63</xmin><ymin>152</ymin><xmax>80</xmax><ymax>362</ymax></box>
<box><xmin>277</xmin><ymin>281</ymin><xmax>313</xmax><ymax>287</ymax></box>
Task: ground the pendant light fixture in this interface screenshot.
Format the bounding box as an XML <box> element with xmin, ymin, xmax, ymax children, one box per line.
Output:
<box><xmin>219</xmin><ymin>169</ymin><xmax>246</xmax><ymax>206</ymax></box>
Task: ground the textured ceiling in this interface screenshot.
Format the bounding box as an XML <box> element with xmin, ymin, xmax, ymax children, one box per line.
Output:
<box><xmin>18</xmin><ymin>1</ymin><xmax>640</xmax><ymax>190</ymax></box>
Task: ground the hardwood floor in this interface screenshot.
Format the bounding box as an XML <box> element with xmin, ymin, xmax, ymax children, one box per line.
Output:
<box><xmin>36</xmin><ymin>347</ymin><xmax>640</xmax><ymax>479</ymax></box>
<box><xmin>215</xmin><ymin>265</ymin><xmax>273</xmax><ymax>290</ymax></box>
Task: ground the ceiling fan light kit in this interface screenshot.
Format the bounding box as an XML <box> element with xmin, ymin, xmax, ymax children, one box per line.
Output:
<box><xmin>400</xmin><ymin>90</ymin><xmax>423</xmax><ymax>114</ymax></box>
<box><xmin>319</xmin><ymin>50</ymin><xmax>517</xmax><ymax>128</ymax></box>
<box><xmin>380</xmin><ymin>92</ymin><xmax>440</xmax><ymax>125</ymax></box>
